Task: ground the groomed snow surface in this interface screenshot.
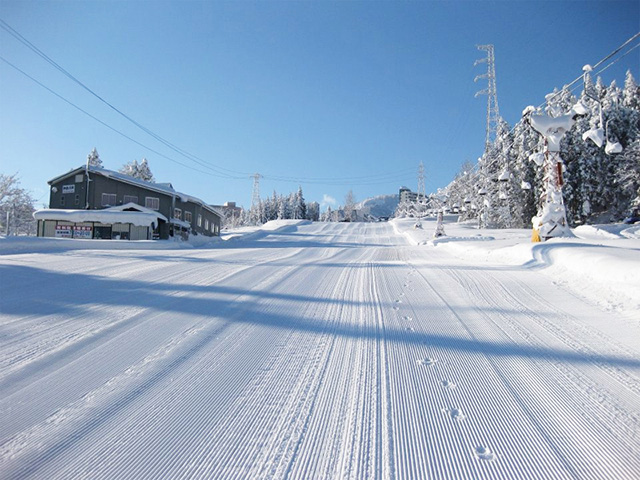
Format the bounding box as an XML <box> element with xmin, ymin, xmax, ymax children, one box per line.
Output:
<box><xmin>1</xmin><ymin>219</ymin><xmax>639</xmax><ymax>479</ymax></box>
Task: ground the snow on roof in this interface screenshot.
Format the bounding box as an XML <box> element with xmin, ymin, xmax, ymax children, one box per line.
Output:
<box><xmin>33</xmin><ymin>207</ymin><xmax>163</xmax><ymax>228</ymax></box>
<box><xmin>169</xmin><ymin>218</ymin><xmax>191</xmax><ymax>229</ymax></box>
<box><xmin>48</xmin><ymin>166</ymin><xmax>220</xmax><ymax>218</ymax></box>
<box><xmin>106</xmin><ymin>202</ymin><xmax>169</xmax><ymax>222</ymax></box>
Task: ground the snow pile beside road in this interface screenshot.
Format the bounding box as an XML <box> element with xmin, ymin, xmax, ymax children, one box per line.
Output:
<box><xmin>392</xmin><ymin>217</ymin><xmax>640</xmax><ymax>316</ymax></box>
<box><xmin>0</xmin><ymin>235</ymin><xmax>184</xmax><ymax>255</ymax></box>
<box><xmin>222</xmin><ymin>220</ymin><xmax>311</xmax><ymax>242</ymax></box>
<box><xmin>0</xmin><ymin>232</ymin><xmax>224</xmax><ymax>255</ymax></box>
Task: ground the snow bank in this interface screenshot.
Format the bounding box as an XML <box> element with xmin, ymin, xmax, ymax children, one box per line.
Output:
<box><xmin>0</xmin><ymin>234</ymin><xmax>220</xmax><ymax>255</ymax></box>
<box><xmin>392</xmin><ymin>217</ymin><xmax>640</xmax><ymax>316</ymax></box>
<box><xmin>222</xmin><ymin>220</ymin><xmax>312</xmax><ymax>242</ymax></box>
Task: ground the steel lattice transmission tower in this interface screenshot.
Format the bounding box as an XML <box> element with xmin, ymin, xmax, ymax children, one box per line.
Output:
<box><xmin>250</xmin><ymin>173</ymin><xmax>262</xmax><ymax>209</ymax></box>
<box><xmin>474</xmin><ymin>44</ymin><xmax>500</xmax><ymax>153</ymax></box>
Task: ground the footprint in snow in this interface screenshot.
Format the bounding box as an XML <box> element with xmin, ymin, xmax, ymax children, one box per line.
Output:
<box><xmin>402</xmin><ymin>315</ymin><xmax>413</xmax><ymax>321</ymax></box>
<box><xmin>444</xmin><ymin>407</ymin><xmax>466</xmax><ymax>421</ymax></box>
<box><xmin>393</xmin><ymin>306</ymin><xmax>400</xmax><ymax>311</ymax></box>
<box><xmin>406</xmin><ymin>327</ymin><xmax>415</xmax><ymax>332</ymax></box>
<box><xmin>441</xmin><ymin>380</ymin><xmax>456</xmax><ymax>389</ymax></box>
<box><xmin>474</xmin><ymin>446</ymin><xmax>496</xmax><ymax>461</ymax></box>
<box><xmin>417</xmin><ymin>358</ymin><xmax>437</xmax><ymax>366</ymax></box>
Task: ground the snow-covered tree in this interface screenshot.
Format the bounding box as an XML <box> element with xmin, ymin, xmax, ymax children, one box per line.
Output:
<box><xmin>306</xmin><ymin>201</ymin><xmax>320</xmax><ymax>221</ymax></box>
<box><xmin>293</xmin><ymin>186</ymin><xmax>307</xmax><ymax>220</ymax></box>
<box><xmin>120</xmin><ymin>159</ymin><xmax>140</xmax><ymax>178</ymax></box>
<box><xmin>623</xmin><ymin>70</ymin><xmax>640</xmax><ymax>110</ymax></box>
<box><xmin>344</xmin><ymin>190</ymin><xmax>356</xmax><ymax>222</ymax></box>
<box><xmin>137</xmin><ymin>158</ymin><xmax>155</xmax><ymax>182</ymax></box>
<box><xmin>87</xmin><ymin>148</ymin><xmax>102</xmax><ymax>167</ymax></box>
<box><xmin>120</xmin><ymin>158</ymin><xmax>155</xmax><ymax>182</ymax></box>
<box><xmin>0</xmin><ymin>173</ymin><xmax>36</xmax><ymax>236</ymax></box>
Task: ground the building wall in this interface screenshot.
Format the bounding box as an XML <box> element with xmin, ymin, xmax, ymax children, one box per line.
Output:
<box><xmin>49</xmin><ymin>171</ymin><xmax>89</xmax><ymax>209</ymax></box>
<box><xmin>48</xmin><ymin>169</ymin><xmax>221</xmax><ymax>239</ymax></box>
<box><xmin>37</xmin><ymin>219</ymin><xmax>150</xmax><ymax>240</ymax></box>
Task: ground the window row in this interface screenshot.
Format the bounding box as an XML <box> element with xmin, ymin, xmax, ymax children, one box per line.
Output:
<box><xmin>172</xmin><ymin>209</ymin><xmax>193</xmax><ymax>223</ymax></box>
<box><xmin>91</xmin><ymin>194</ymin><xmax>160</xmax><ymax>210</ymax></box>
<box><xmin>60</xmin><ymin>194</ymin><xmax>216</xmax><ymax>232</ymax></box>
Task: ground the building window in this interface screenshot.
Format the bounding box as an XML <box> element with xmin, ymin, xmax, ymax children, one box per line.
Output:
<box><xmin>211</xmin><ymin>222</ymin><xmax>215</xmax><ymax>233</ymax></box>
<box><xmin>145</xmin><ymin>197</ymin><xmax>160</xmax><ymax>210</ymax></box>
<box><xmin>205</xmin><ymin>219</ymin><xmax>209</xmax><ymax>231</ymax></box>
<box><xmin>174</xmin><ymin>208</ymin><xmax>182</xmax><ymax>220</ymax></box>
<box><xmin>123</xmin><ymin>195</ymin><xmax>138</xmax><ymax>205</ymax></box>
<box><xmin>75</xmin><ymin>174</ymin><xmax>84</xmax><ymax>183</ymax></box>
<box><xmin>74</xmin><ymin>194</ymin><xmax>80</xmax><ymax>206</ymax></box>
<box><xmin>184</xmin><ymin>211</ymin><xmax>192</xmax><ymax>223</ymax></box>
<box><xmin>197</xmin><ymin>214</ymin><xmax>202</xmax><ymax>227</ymax></box>
<box><xmin>101</xmin><ymin>193</ymin><xmax>116</xmax><ymax>207</ymax></box>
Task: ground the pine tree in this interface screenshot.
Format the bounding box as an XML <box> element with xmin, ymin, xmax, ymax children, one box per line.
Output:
<box><xmin>277</xmin><ymin>195</ymin><xmax>286</xmax><ymax>220</ymax></box>
<box><xmin>623</xmin><ymin>70</ymin><xmax>640</xmax><ymax>110</ymax></box>
<box><xmin>119</xmin><ymin>159</ymin><xmax>140</xmax><ymax>178</ymax></box>
<box><xmin>120</xmin><ymin>158</ymin><xmax>155</xmax><ymax>182</ymax></box>
<box><xmin>137</xmin><ymin>158</ymin><xmax>155</xmax><ymax>182</ymax></box>
<box><xmin>306</xmin><ymin>201</ymin><xmax>320</xmax><ymax>221</ymax></box>
<box><xmin>87</xmin><ymin>148</ymin><xmax>102</xmax><ymax>167</ymax></box>
<box><xmin>344</xmin><ymin>190</ymin><xmax>356</xmax><ymax>222</ymax></box>
<box><xmin>295</xmin><ymin>186</ymin><xmax>307</xmax><ymax>220</ymax></box>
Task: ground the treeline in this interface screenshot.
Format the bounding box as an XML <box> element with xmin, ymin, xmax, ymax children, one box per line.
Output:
<box><xmin>443</xmin><ymin>70</ymin><xmax>639</xmax><ymax>228</ymax></box>
<box><xmin>222</xmin><ymin>187</ymin><xmax>320</xmax><ymax>227</ymax></box>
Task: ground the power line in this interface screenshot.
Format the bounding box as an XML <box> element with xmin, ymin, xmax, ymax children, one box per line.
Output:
<box><xmin>541</xmin><ymin>32</ymin><xmax>640</xmax><ymax>109</ymax></box>
<box><xmin>0</xmin><ymin>55</ymin><xmax>245</xmax><ymax>180</ymax></box>
<box><xmin>0</xmin><ymin>18</ymin><xmax>419</xmax><ymax>188</ymax></box>
<box><xmin>0</xmin><ymin>18</ymin><xmax>248</xmax><ymax>179</ymax></box>
<box><xmin>469</xmin><ymin>33</ymin><xmax>640</xmax><ymax>176</ymax></box>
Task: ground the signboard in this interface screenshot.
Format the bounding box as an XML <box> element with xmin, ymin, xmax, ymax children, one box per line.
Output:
<box><xmin>73</xmin><ymin>226</ymin><xmax>92</xmax><ymax>239</ymax></box>
<box><xmin>55</xmin><ymin>225</ymin><xmax>72</xmax><ymax>238</ymax></box>
<box><xmin>62</xmin><ymin>184</ymin><xmax>75</xmax><ymax>194</ymax></box>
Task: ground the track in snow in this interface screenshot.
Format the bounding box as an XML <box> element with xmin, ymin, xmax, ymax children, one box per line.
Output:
<box><xmin>1</xmin><ymin>222</ymin><xmax>639</xmax><ymax>479</ymax></box>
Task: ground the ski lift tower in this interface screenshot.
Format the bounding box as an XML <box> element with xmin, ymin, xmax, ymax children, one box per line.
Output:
<box><xmin>526</xmin><ymin>109</ymin><xmax>574</xmax><ymax>241</ymax></box>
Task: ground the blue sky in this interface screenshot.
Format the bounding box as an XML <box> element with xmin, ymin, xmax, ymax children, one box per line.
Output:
<box><xmin>1</xmin><ymin>1</ymin><xmax>638</xmax><ymax>210</ymax></box>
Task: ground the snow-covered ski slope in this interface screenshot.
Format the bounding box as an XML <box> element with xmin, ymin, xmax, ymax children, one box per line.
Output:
<box><xmin>1</xmin><ymin>220</ymin><xmax>639</xmax><ymax>479</ymax></box>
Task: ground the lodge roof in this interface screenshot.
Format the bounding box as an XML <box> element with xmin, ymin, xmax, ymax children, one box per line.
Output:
<box><xmin>49</xmin><ymin>166</ymin><xmax>223</xmax><ymax>218</ymax></box>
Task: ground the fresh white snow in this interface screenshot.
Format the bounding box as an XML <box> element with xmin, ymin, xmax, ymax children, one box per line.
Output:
<box><xmin>1</xmin><ymin>219</ymin><xmax>639</xmax><ymax>479</ymax></box>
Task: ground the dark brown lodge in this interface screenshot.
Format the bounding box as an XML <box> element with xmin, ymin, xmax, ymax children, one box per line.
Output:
<box><xmin>35</xmin><ymin>165</ymin><xmax>222</xmax><ymax>240</ymax></box>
